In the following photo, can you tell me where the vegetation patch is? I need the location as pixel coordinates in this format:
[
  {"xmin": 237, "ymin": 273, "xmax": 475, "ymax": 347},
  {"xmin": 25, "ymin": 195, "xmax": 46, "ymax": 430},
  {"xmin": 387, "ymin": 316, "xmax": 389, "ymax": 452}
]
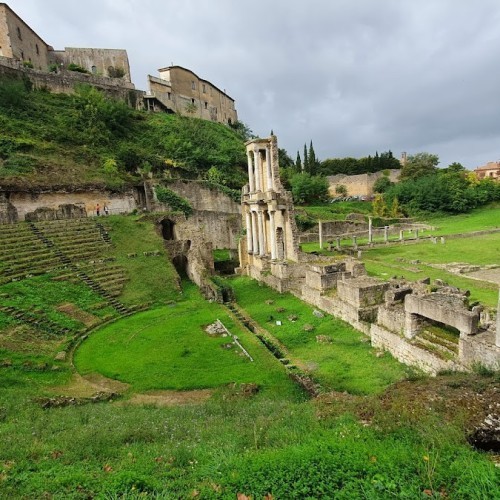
[
  {"xmin": 229, "ymin": 276, "xmax": 407, "ymax": 395},
  {"xmin": 75, "ymin": 282, "xmax": 297, "ymax": 397}
]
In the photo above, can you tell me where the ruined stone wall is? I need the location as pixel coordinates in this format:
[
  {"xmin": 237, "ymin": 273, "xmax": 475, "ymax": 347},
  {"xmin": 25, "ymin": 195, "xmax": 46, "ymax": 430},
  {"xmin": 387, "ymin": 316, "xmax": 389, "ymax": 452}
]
[
  {"xmin": 0, "ymin": 189, "xmax": 140, "ymax": 222},
  {"xmin": 0, "ymin": 59, "xmax": 140, "ymax": 105},
  {"xmin": 167, "ymin": 181, "xmax": 241, "ymax": 214},
  {"xmin": 51, "ymin": 48, "xmax": 132, "ymax": 83},
  {"xmin": 460, "ymin": 331, "xmax": 500, "ymax": 370},
  {"xmin": 327, "ymin": 169, "xmax": 400, "ymax": 198},
  {"xmin": 166, "ymin": 210, "xmax": 240, "ymax": 250}
]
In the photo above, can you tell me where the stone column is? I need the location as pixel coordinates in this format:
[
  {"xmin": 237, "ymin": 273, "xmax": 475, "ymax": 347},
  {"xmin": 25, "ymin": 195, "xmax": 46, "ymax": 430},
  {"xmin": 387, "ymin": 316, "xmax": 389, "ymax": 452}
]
[
  {"xmin": 368, "ymin": 216, "xmax": 373, "ymax": 244},
  {"xmin": 319, "ymin": 220, "xmax": 323, "ymax": 249},
  {"xmin": 251, "ymin": 211, "xmax": 259, "ymax": 255},
  {"xmin": 269, "ymin": 210, "xmax": 277, "ymax": 260},
  {"xmin": 384, "ymin": 226, "xmax": 389, "ymax": 243},
  {"xmin": 257, "ymin": 210, "xmax": 265, "ymax": 256},
  {"xmin": 253, "ymin": 148, "xmax": 261, "ymax": 192},
  {"xmin": 353, "ymin": 236, "xmax": 357, "ymax": 249},
  {"xmin": 247, "ymin": 152, "xmax": 255, "ymax": 192},
  {"xmin": 415, "ymin": 229, "xmax": 419, "ymax": 239},
  {"xmin": 265, "ymin": 145, "xmax": 273, "ymax": 191},
  {"xmin": 399, "ymin": 230, "xmax": 404, "ymax": 241},
  {"xmin": 245, "ymin": 210, "xmax": 253, "ymax": 253},
  {"xmin": 336, "ymin": 237, "xmax": 341, "ymax": 251},
  {"xmin": 496, "ymin": 289, "xmax": 500, "ymax": 347}
]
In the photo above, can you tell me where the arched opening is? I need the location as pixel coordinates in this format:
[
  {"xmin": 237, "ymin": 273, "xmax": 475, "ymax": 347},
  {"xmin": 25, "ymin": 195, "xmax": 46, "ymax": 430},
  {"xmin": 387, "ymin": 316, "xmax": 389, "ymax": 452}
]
[
  {"xmin": 172, "ymin": 255, "xmax": 188, "ymax": 277},
  {"xmin": 161, "ymin": 219, "xmax": 175, "ymax": 240}
]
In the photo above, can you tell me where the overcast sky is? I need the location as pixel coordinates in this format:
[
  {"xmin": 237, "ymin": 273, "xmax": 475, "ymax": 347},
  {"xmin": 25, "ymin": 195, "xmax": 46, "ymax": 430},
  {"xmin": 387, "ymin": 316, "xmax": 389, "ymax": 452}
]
[{"xmin": 6, "ymin": 0, "xmax": 500, "ymax": 169}]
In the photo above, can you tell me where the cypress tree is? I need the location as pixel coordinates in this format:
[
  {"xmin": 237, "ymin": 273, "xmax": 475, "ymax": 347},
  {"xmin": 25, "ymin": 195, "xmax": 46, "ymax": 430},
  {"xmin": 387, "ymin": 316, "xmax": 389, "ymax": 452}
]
[
  {"xmin": 296, "ymin": 151, "xmax": 302, "ymax": 173},
  {"xmin": 303, "ymin": 144, "xmax": 308, "ymax": 173},
  {"xmin": 308, "ymin": 140, "xmax": 317, "ymax": 175}
]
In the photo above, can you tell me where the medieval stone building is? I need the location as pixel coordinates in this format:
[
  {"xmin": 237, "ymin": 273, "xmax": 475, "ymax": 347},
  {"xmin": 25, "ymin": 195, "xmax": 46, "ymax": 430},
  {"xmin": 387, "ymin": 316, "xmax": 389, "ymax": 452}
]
[
  {"xmin": 146, "ymin": 66, "xmax": 237, "ymax": 125},
  {"xmin": 0, "ymin": 3, "xmax": 132, "ymax": 81}
]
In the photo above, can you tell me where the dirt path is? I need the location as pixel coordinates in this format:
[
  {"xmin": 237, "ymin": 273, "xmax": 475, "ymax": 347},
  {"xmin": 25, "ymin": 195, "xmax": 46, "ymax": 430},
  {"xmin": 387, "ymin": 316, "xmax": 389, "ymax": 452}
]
[
  {"xmin": 51, "ymin": 372, "xmax": 213, "ymax": 406},
  {"xmin": 465, "ymin": 268, "xmax": 500, "ymax": 286}
]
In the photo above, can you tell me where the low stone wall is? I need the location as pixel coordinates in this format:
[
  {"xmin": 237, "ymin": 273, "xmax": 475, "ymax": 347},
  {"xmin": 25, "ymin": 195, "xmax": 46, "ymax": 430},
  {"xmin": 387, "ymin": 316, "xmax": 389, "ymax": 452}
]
[
  {"xmin": 0, "ymin": 59, "xmax": 142, "ymax": 107},
  {"xmin": 460, "ymin": 330, "xmax": 500, "ymax": 370},
  {"xmin": 0, "ymin": 189, "xmax": 140, "ymax": 222}
]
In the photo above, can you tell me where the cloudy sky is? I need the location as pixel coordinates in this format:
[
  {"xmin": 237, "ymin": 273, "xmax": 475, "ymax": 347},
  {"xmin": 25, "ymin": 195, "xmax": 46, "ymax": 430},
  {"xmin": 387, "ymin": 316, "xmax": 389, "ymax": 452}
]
[{"xmin": 6, "ymin": 0, "xmax": 500, "ymax": 169}]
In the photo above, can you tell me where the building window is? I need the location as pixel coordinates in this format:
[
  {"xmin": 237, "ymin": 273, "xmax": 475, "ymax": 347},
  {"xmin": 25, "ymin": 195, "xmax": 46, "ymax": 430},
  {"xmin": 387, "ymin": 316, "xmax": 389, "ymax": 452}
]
[
  {"xmin": 191, "ymin": 98, "xmax": 195, "ymax": 104},
  {"xmin": 202, "ymin": 84, "xmax": 206, "ymax": 93},
  {"xmin": 21, "ymin": 50, "xmax": 24, "ymax": 60},
  {"xmin": 17, "ymin": 27, "xmax": 22, "ymax": 40},
  {"xmin": 191, "ymin": 81, "xmax": 195, "ymax": 90},
  {"xmin": 35, "ymin": 44, "xmax": 39, "ymax": 55},
  {"xmin": 204, "ymin": 102, "xmax": 208, "ymax": 109},
  {"xmin": 167, "ymin": 92, "xmax": 171, "ymax": 100},
  {"xmin": 91, "ymin": 65, "xmax": 97, "ymax": 74}
]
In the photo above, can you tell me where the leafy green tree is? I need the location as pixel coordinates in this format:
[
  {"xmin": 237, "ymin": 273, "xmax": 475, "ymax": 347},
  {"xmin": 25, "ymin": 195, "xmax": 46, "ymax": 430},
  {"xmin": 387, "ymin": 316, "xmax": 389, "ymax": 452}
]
[
  {"xmin": 372, "ymin": 194, "xmax": 387, "ymax": 216},
  {"xmin": 400, "ymin": 152, "xmax": 439, "ymax": 180},
  {"xmin": 229, "ymin": 121, "xmax": 255, "ymax": 141},
  {"xmin": 290, "ymin": 173, "xmax": 329, "ymax": 205},
  {"xmin": 278, "ymin": 148, "xmax": 294, "ymax": 170},
  {"xmin": 335, "ymin": 184, "xmax": 347, "ymax": 196},
  {"xmin": 373, "ymin": 176, "xmax": 393, "ymax": 193}
]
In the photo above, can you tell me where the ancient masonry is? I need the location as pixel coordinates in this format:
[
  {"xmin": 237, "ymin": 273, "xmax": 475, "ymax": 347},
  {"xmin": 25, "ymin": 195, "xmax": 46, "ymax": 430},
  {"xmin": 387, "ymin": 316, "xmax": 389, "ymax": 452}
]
[
  {"xmin": 239, "ymin": 136, "xmax": 500, "ymax": 374},
  {"xmin": 0, "ymin": 3, "xmax": 237, "ymax": 122}
]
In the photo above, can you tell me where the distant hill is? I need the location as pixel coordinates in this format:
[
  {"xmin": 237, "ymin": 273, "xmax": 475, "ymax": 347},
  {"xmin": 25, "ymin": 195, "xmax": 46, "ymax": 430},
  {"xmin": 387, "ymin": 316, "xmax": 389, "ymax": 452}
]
[{"xmin": 0, "ymin": 77, "xmax": 247, "ymax": 191}]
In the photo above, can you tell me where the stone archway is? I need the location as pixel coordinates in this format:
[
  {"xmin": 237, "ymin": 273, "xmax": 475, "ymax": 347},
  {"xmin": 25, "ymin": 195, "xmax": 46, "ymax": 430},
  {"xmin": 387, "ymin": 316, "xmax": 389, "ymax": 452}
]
[
  {"xmin": 172, "ymin": 255, "xmax": 188, "ymax": 277},
  {"xmin": 161, "ymin": 219, "xmax": 175, "ymax": 240}
]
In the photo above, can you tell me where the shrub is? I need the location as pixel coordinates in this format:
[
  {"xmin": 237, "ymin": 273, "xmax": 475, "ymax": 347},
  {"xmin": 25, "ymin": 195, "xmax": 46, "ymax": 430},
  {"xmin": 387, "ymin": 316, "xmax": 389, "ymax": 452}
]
[
  {"xmin": 155, "ymin": 186, "xmax": 193, "ymax": 216},
  {"xmin": 67, "ymin": 63, "xmax": 89, "ymax": 73}
]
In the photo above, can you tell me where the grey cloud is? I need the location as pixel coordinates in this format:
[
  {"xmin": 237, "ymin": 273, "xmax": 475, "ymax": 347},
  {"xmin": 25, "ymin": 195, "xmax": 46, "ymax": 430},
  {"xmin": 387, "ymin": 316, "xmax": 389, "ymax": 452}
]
[{"xmin": 6, "ymin": 0, "xmax": 500, "ymax": 168}]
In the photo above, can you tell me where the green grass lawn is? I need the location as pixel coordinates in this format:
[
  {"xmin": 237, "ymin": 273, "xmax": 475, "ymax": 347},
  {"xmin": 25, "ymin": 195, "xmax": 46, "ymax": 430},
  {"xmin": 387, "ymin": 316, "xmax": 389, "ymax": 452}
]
[
  {"xmin": 105, "ymin": 214, "xmax": 181, "ymax": 307},
  {"xmin": 75, "ymin": 282, "xmax": 298, "ymax": 398},
  {"xmin": 229, "ymin": 276, "xmax": 407, "ymax": 395},
  {"xmin": 300, "ymin": 204, "xmax": 500, "ymax": 308},
  {"xmin": 426, "ymin": 202, "xmax": 500, "ymax": 235},
  {"xmin": 297, "ymin": 201, "xmax": 372, "ymax": 221}
]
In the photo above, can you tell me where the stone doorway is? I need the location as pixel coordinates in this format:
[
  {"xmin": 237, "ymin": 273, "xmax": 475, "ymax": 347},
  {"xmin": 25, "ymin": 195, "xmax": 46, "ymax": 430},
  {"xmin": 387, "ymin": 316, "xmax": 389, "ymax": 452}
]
[
  {"xmin": 276, "ymin": 227, "xmax": 285, "ymax": 260},
  {"xmin": 172, "ymin": 255, "xmax": 188, "ymax": 277},
  {"xmin": 161, "ymin": 219, "xmax": 175, "ymax": 240}
]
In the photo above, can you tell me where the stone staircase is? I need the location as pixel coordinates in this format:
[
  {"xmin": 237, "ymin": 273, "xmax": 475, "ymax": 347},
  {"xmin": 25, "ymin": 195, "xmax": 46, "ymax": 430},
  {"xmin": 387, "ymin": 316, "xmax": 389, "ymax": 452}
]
[
  {"xmin": 0, "ymin": 305, "xmax": 71, "ymax": 336},
  {"xmin": 412, "ymin": 328, "xmax": 459, "ymax": 360},
  {"xmin": 27, "ymin": 221, "xmax": 131, "ymax": 315}
]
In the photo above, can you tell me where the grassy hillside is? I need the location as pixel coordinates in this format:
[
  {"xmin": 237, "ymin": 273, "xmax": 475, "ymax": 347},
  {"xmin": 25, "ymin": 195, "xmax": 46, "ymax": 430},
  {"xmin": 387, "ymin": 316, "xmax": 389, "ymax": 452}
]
[{"xmin": 0, "ymin": 78, "xmax": 247, "ymax": 190}]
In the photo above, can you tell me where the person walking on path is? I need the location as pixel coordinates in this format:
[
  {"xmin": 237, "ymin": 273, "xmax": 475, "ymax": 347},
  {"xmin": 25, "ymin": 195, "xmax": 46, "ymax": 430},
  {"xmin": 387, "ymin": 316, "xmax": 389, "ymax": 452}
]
[{"xmin": 96, "ymin": 203, "xmax": 100, "ymax": 216}]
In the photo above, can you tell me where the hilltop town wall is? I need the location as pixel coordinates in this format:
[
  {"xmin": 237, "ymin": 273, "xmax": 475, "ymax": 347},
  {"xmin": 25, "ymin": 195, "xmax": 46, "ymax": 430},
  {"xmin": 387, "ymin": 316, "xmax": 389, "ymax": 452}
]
[{"xmin": 328, "ymin": 169, "xmax": 400, "ymax": 198}]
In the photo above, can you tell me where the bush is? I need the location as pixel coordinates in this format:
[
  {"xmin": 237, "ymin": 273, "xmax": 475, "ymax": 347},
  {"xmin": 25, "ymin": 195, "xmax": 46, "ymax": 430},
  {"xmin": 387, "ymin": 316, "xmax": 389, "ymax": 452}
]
[
  {"xmin": 67, "ymin": 63, "xmax": 89, "ymax": 74},
  {"xmin": 290, "ymin": 173, "xmax": 329, "ymax": 205}
]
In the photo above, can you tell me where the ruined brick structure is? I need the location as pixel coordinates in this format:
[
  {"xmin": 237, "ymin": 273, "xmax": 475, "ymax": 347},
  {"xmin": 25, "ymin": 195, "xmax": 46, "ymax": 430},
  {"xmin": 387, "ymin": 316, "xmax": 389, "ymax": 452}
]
[
  {"xmin": 146, "ymin": 66, "xmax": 237, "ymax": 125},
  {"xmin": 239, "ymin": 136, "xmax": 500, "ymax": 374},
  {"xmin": 327, "ymin": 169, "xmax": 400, "ymax": 198}
]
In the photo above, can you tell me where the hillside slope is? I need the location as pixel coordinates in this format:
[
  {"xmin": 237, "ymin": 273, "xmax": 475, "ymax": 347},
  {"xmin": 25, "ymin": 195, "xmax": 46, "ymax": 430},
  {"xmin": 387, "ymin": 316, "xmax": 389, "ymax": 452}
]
[{"xmin": 0, "ymin": 77, "xmax": 247, "ymax": 191}]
